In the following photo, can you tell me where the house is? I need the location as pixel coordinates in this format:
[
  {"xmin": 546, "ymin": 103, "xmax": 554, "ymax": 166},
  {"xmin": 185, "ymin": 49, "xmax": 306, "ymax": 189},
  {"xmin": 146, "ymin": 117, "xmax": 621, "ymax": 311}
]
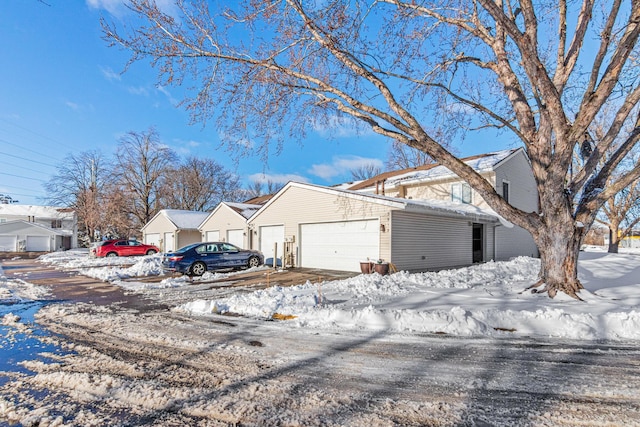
[
  {"xmin": 198, "ymin": 202, "xmax": 262, "ymax": 249},
  {"xmin": 247, "ymin": 181, "xmax": 513, "ymax": 272},
  {"xmin": 141, "ymin": 209, "xmax": 210, "ymax": 252},
  {"xmin": 0, "ymin": 204, "xmax": 78, "ymax": 252},
  {"xmin": 245, "ymin": 148, "xmax": 539, "ymax": 273},
  {"xmin": 345, "ymin": 147, "xmax": 539, "ymax": 262}
]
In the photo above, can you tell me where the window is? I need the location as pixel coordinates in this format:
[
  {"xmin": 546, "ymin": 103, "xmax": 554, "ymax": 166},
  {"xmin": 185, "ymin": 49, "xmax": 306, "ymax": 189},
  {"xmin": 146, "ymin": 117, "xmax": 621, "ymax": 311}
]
[
  {"xmin": 51, "ymin": 219, "xmax": 62, "ymax": 229},
  {"xmin": 451, "ymin": 183, "xmax": 472, "ymax": 204},
  {"xmin": 502, "ymin": 181, "xmax": 510, "ymax": 203}
]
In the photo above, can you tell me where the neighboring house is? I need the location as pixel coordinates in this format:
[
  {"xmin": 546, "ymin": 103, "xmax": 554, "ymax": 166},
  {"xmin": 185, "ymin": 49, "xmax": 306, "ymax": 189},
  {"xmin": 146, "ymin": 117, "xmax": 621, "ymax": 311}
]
[
  {"xmin": 345, "ymin": 148, "xmax": 539, "ymax": 262},
  {"xmin": 0, "ymin": 204, "xmax": 78, "ymax": 252},
  {"xmin": 247, "ymin": 181, "xmax": 511, "ymax": 272},
  {"xmin": 199, "ymin": 202, "xmax": 262, "ymax": 249},
  {"xmin": 141, "ymin": 209, "xmax": 210, "ymax": 252}
]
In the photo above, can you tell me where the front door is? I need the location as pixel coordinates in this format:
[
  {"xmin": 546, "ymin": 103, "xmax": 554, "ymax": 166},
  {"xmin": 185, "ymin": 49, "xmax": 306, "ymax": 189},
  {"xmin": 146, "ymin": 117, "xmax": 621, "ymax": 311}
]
[{"xmin": 472, "ymin": 223, "xmax": 483, "ymax": 263}]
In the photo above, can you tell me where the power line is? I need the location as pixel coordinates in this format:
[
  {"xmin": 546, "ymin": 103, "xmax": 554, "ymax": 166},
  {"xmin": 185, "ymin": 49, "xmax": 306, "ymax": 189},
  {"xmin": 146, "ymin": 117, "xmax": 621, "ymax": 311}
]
[
  {"xmin": 0, "ymin": 150, "xmax": 58, "ymax": 168},
  {"xmin": 0, "ymin": 117, "xmax": 72, "ymax": 152},
  {"xmin": 0, "ymin": 159, "xmax": 52, "ymax": 177},
  {"xmin": 0, "ymin": 183, "xmax": 46, "ymax": 195},
  {"xmin": 0, "ymin": 137, "xmax": 63, "ymax": 163},
  {"xmin": 0, "ymin": 171, "xmax": 47, "ymax": 182}
]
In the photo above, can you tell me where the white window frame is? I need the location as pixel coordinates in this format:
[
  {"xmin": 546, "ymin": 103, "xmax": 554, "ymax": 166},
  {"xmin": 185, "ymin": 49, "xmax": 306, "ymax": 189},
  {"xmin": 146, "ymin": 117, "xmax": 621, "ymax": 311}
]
[{"xmin": 452, "ymin": 182, "xmax": 472, "ymax": 204}]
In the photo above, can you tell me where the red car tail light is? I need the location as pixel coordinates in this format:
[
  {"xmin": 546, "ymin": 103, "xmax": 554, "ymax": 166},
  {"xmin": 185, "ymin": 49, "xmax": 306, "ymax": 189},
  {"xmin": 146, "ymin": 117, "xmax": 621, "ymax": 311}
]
[{"xmin": 167, "ymin": 256, "xmax": 183, "ymax": 262}]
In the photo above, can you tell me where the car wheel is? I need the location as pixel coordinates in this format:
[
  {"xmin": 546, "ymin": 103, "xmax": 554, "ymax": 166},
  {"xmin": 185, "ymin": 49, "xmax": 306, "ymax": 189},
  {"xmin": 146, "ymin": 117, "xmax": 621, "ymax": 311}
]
[
  {"xmin": 106, "ymin": 252, "xmax": 118, "ymax": 257},
  {"xmin": 146, "ymin": 249, "xmax": 157, "ymax": 255},
  {"xmin": 190, "ymin": 261, "xmax": 207, "ymax": 276},
  {"xmin": 247, "ymin": 256, "xmax": 260, "ymax": 268}
]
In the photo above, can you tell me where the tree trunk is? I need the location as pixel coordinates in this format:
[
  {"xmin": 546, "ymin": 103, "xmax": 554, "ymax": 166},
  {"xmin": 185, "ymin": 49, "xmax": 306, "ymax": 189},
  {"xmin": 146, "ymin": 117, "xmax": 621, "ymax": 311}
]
[
  {"xmin": 608, "ymin": 227, "xmax": 620, "ymax": 253},
  {"xmin": 527, "ymin": 186, "xmax": 585, "ymax": 300}
]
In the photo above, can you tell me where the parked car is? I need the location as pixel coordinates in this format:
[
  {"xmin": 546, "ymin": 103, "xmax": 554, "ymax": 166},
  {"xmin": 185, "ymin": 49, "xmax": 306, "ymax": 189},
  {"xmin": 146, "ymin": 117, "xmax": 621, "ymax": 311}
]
[
  {"xmin": 162, "ymin": 242, "xmax": 264, "ymax": 276},
  {"xmin": 91, "ymin": 239, "xmax": 160, "ymax": 257}
]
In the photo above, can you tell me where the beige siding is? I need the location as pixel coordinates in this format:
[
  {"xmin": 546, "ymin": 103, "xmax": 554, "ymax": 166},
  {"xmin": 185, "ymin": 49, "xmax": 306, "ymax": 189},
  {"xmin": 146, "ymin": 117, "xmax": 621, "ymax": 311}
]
[
  {"xmin": 390, "ymin": 211, "xmax": 498, "ymax": 271},
  {"xmin": 399, "ymin": 172, "xmax": 495, "ymax": 210},
  {"xmin": 142, "ymin": 214, "xmax": 177, "ymax": 235},
  {"xmin": 250, "ymin": 186, "xmax": 393, "ymax": 264},
  {"xmin": 176, "ymin": 230, "xmax": 202, "ymax": 250},
  {"xmin": 492, "ymin": 150, "xmax": 539, "ymax": 260},
  {"xmin": 199, "ymin": 206, "xmax": 249, "ymax": 247}
]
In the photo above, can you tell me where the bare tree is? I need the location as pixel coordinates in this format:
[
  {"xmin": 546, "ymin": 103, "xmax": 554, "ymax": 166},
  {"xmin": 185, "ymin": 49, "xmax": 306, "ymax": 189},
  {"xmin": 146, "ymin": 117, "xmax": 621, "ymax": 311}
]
[
  {"xmin": 598, "ymin": 179, "xmax": 640, "ymax": 253},
  {"xmin": 162, "ymin": 157, "xmax": 243, "ymax": 211},
  {"xmin": 351, "ymin": 163, "xmax": 383, "ymax": 181},
  {"xmin": 114, "ymin": 128, "xmax": 177, "ymax": 230},
  {"xmin": 102, "ymin": 1, "xmax": 640, "ymax": 299},
  {"xmin": 44, "ymin": 151, "xmax": 112, "ymax": 244}
]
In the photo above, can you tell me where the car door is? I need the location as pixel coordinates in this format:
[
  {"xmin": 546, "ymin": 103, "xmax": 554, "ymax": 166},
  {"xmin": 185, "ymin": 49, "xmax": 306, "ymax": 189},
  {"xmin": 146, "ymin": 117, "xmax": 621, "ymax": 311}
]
[
  {"xmin": 219, "ymin": 243, "xmax": 243, "ymax": 267},
  {"xmin": 114, "ymin": 240, "xmax": 129, "ymax": 256},
  {"xmin": 198, "ymin": 243, "xmax": 222, "ymax": 270}
]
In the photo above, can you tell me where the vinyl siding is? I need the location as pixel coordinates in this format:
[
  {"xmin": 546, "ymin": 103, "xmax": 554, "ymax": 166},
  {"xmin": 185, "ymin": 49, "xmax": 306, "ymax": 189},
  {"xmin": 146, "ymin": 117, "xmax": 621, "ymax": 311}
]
[
  {"xmin": 493, "ymin": 150, "xmax": 539, "ymax": 260},
  {"xmin": 199, "ymin": 205, "xmax": 249, "ymax": 247},
  {"xmin": 249, "ymin": 185, "xmax": 393, "ymax": 264},
  {"xmin": 399, "ymin": 172, "xmax": 495, "ymax": 209},
  {"xmin": 390, "ymin": 211, "xmax": 477, "ymax": 271}
]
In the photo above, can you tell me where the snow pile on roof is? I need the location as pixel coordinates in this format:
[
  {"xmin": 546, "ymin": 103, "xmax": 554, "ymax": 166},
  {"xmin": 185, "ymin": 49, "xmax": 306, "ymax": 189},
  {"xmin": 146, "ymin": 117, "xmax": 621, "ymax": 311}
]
[
  {"xmin": 0, "ymin": 204, "xmax": 75, "ymax": 219},
  {"xmin": 388, "ymin": 149, "xmax": 516, "ymax": 186},
  {"xmin": 162, "ymin": 209, "xmax": 210, "ymax": 229},
  {"xmin": 224, "ymin": 202, "xmax": 262, "ymax": 219}
]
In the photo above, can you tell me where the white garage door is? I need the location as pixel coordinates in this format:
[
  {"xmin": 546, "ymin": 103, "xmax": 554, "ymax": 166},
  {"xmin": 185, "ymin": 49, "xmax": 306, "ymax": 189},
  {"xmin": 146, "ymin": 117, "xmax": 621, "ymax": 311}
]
[
  {"xmin": 206, "ymin": 230, "xmax": 220, "ymax": 242},
  {"xmin": 144, "ymin": 233, "xmax": 161, "ymax": 247},
  {"xmin": 0, "ymin": 235, "xmax": 17, "ymax": 252},
  {"xmin": 164, "ymin": 232, "xmax": 175, "ymax": 252},
  {"xmin": 301, "ymin": 220, "xmax": 380, "ymax": 272},
  {"xmin": 227, "ymin": 229, "xmax": 244, "ymax": 248},
  {"xmin": 260, "ymin": 225, "xmax": 284, "ymax": 265},
  {"xmin": 26, "ymin": 236, "xmax": 50, "ymax": 252}
]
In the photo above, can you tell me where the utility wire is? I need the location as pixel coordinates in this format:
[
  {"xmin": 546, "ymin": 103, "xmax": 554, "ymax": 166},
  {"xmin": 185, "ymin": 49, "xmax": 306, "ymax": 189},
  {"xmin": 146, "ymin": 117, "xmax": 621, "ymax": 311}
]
[
  {"xmin": 0, "ymin": 171, "xmax": 47, "ymax": 182},
  {"xmin": 0, "ymin": 150, "xmax": 58, "ymax": 168},
  {"xmin": 0, "ymin": 137, "xmax": 63, "ymax": 163}
]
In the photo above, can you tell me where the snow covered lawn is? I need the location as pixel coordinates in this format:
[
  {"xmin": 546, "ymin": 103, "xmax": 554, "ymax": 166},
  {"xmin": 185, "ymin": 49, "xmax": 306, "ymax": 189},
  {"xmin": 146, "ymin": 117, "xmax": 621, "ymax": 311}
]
[{"xmin": 33, "ymin": 246, "xmax": 640, "ymax": 341}]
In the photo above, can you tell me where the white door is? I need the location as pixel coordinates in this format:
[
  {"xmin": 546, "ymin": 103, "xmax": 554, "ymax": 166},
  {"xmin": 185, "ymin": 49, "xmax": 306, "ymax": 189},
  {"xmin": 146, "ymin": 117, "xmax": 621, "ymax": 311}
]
[
  {"xmin": 206, "ymin": 230, "xmax": 220, "ymax": 242},
  {"xmin": 164, "ymin": 232, "xmax": 175, "ymax": 252},
  {"xmin": 260, "ymin": 225, "xmax": 284, "ymax": 265},
  {"xmin": 26, "ymin": 236, "xmax": 51, "ymax": 252},
  {"xmin": 144, "ymin": 233, "xmax": 161, "ymax": 247},
  {"xmin": 227, "ymin": 229, "xmax": 244, "ymax": 248},
  {"xmin": 0, "ymin": 235, "xmax": 17, "ymax": 251},
  {"xmin": 300, "ymin": 219, "xmax": 380, "ymax": 272}
]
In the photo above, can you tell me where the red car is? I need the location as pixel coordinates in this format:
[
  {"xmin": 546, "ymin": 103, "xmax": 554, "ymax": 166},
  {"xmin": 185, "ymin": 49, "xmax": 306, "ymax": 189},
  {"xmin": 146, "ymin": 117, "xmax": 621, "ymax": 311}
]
[{"xmin": 91, "ymin": 239, "xmax": 160, "ymax": 258}]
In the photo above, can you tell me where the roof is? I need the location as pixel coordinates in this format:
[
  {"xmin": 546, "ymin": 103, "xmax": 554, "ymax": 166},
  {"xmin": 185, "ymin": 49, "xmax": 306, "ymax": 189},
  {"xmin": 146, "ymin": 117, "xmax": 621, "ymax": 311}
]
[
  {"xmin": 224, "ymin": 202, "xmax": 262, "ymax": 220},
  {"xmin": 143, "ymin": 209, "xmax": 210, "ymax": 231},
  {"xmin": 0, "ymin": 204, "xmax": 75, "ymax": 220},
  {"xmin": 346, "ymin": 148, "xmax": 521, "ymax": 192},
  {"xmin": 242, "ymin": 194, "xmax": 274, "ymax": 205},
  {"xmin": 249, "ymin": 181, "xmax": 509, "ymax": 225}
]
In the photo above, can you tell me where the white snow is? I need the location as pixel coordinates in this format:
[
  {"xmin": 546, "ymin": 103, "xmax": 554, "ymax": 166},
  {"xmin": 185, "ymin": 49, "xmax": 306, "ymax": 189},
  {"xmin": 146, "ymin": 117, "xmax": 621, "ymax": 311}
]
[{"xmin": 15, "ymin": 246, "xmax": 640, "ymax": 341}]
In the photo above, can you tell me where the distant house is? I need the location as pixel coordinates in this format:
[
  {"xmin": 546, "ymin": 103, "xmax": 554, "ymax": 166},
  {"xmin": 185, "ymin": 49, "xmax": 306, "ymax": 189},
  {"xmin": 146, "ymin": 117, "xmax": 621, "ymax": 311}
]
[
  {"xmin": 0, "ymin": 204, "xmax": 78, "ymax": 252},
  {"xmin": 199, "ymin": 202, "xmax": 262, "ymax": 249},
  {"xmin": 141, "ymin": 209, "xmax": 209, "ymax": 252}
]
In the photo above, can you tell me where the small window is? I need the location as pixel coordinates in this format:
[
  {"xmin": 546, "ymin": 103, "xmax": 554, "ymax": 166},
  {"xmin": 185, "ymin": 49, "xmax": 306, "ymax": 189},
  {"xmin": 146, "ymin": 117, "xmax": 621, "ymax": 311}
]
[
  {"xmin": 452, "ymin": 183, "xmax": 472, "ymax": 204},
  {"xmin": 502, "ymin": 181, "xmax": 510, "ymax": 203},
  {"xmin": 51, "ymin": 219, "xmax": 62, "ymax": 229}
]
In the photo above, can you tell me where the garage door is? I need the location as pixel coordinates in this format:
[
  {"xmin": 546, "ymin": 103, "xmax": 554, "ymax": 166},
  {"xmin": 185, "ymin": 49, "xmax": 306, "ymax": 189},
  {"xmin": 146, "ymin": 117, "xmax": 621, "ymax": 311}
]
[
  {"xmin": 227, "ymin": 229, "xmax": 244, "ymax": 248},
  {"xmin": 0, "ymin": 235, "xmax": 17, "ymax": 252},
  {"xmin": 144, "ymin": 233, "xmax": 161, "ymax": 247},
  {"xmin": 206, "ymin": 230, "xmax": 220, "ymax": 242},
  {"xmin": 300, "ymin": 220, "xmax": 380, "ymax": 272},
  {"xmin": 26, "ymin": 236, "xmax": 50, "ymax": 252},
  {"xmin": 260, "ymin": 225, "xmax": 284, "ymax": 265},
  {"xmin": 164, "ymin": 232, "xmax": 175, "ymax": 252}
]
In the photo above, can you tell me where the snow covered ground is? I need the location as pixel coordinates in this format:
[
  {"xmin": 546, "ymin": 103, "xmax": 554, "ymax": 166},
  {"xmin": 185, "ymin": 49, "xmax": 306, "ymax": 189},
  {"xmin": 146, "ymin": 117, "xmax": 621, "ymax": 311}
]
[
  {"xmin": 27, "ymin": 246, "xmax": 640, "ymax": 341},
  {"xmin": 1, "ymin": 247, "xmax": 640, "ymax": 426}
]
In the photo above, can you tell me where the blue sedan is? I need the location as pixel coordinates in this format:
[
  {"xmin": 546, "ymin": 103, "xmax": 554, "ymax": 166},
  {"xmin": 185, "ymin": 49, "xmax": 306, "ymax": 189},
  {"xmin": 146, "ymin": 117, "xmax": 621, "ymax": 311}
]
[{"xmin": 162, "ymin": 242, "xmax": 264, "ymax": 276}]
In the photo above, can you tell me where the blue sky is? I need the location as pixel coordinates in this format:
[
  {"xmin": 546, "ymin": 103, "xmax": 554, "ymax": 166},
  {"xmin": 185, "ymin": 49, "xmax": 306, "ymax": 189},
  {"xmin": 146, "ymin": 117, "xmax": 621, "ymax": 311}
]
[{"xmin": 0, "ymin": 1, "xmax": 510, "ymax": 206}]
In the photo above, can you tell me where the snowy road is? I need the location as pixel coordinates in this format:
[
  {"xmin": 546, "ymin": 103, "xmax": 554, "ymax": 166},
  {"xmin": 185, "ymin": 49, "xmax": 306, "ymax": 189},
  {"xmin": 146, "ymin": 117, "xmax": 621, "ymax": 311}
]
[{"xmin": 2, "ymin": 303, "xmax": 639, "ymax": 426}]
